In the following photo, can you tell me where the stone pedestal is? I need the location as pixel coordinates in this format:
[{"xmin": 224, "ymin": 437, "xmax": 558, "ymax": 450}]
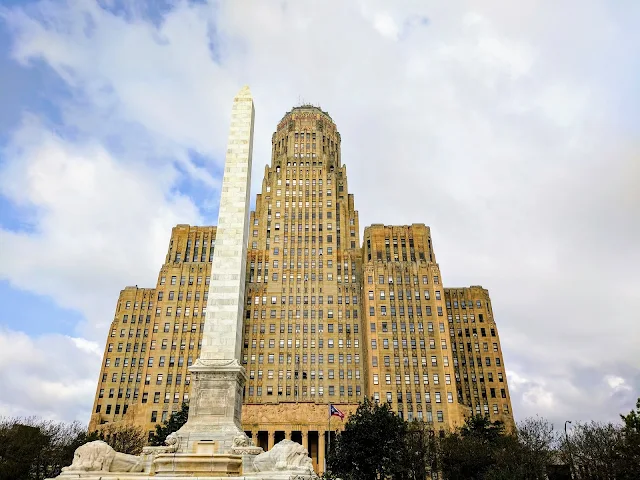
[
  {"xmin": 174, "ymin": 359, "xmax": 247, "ymax": 454},
  {"xmin": 153, "ymin": 452, "xmax": 243, "ymax": 477}
]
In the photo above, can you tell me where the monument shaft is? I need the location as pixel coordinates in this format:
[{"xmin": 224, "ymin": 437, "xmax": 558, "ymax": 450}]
[
  {"xmin": 175, "ymin": 86, "xmax": 255, "ymax": 454},
  {"xmin": 201, "ymin": 86, "xmax": 254, "ymax": 361}
]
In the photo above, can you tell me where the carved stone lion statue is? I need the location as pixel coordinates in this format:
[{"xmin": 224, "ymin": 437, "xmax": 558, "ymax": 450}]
[
  {"xmin": 232, "ymin": 434, "xmax": 251, "ymax": 447},
  {"xmin": 142, "ymin": 432, "xmax": 179, "ymax": 455},
  {"xmin": 230, "ymin": 434, "xmax": 263, "ymax": 457},
  {"xmin": 61, "ymin": 440, "xmax": 143, "ymax": 473},
  {"xmin": 165, "ymin": 432, "xmax": 178, "ymax": 446},
  {"xmin": 253, "ymin": 439, "xmax": 315, "ymax": 475}
]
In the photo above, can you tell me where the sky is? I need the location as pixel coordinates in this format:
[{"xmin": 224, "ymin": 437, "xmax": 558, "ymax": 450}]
[{"xmin": 0, "ymin": 0, "xmax": 638, "ymax": 429}]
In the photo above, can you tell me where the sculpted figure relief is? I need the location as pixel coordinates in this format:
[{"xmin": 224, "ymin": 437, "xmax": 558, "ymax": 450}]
[
  {"xmin": 61, "ymin": 441, "xmax": 143, "ymax": 473},
  {"xmin": 244, "ymin": 402, "xmax": 355, "ymax": 427},
  {"xmin": 142, "ymin": 432, "xmax": 179, "ymax": 455},
  {"xmin": 253, "ymin": 439, "xmax": 315, "ymax": 475},
  {"xmin": 245, "ymin": 402, "xmax": 328, "ymax": 425}
]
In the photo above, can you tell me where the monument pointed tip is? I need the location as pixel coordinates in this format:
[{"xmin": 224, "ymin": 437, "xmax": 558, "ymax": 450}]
[{"xmin": 236, "ymin": 85, "xmax": 252, "ymax": 98}]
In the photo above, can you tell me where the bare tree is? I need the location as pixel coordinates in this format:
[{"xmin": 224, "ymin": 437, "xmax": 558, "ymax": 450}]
[
  {"xmin": 516, "ymin": 416, "xmax": 559, "ymax": 477},
  {"xmin": 560, "ymin": 421, "xmax": 624, "ymax": 480},
  {"xmin": 0, "ymin": 416, "xmax": 87, "ymax": 480},
  {"xmin": 87, "ymin": 422, "xmax": 146, "ymax": 455}
]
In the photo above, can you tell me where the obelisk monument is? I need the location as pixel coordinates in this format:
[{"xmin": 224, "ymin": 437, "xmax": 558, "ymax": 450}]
[{"xmin": 175, "ymin": 85, "xmax": 254, "ymax": 453}]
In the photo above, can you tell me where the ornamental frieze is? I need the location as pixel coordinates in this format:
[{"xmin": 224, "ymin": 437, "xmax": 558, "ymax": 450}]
[{"xmin": 242, "ymin": 402, "xmax": 358, "ymax": 427}]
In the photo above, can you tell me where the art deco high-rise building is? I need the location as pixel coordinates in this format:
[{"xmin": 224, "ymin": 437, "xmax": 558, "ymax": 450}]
[
  {"xmin": 89, "ymin": 104, "xmax": 514, "ymax": 473},
  {"xmin": 362, "ymin": 224, "xmax": 466, "ymax": 426},
  {"xmin": 362, "ymin": 225, "xmax": 512, "ymax": 427}
]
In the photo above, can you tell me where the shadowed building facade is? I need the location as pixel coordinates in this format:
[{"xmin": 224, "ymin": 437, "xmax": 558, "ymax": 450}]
[{"xmin": 89, "ymin": 105, "xmax": 514, "ymax": 473}]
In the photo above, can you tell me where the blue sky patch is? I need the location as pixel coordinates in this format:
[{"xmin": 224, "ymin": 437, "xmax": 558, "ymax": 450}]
[{"xmin": 0, "ymin": 279, "xmax": 82, "ymax": 336}]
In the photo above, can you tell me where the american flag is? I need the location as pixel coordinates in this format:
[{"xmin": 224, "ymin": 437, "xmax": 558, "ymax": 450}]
[{"xmin": 329, "ymin": 404, "xmax": 345, "ymax": 420}]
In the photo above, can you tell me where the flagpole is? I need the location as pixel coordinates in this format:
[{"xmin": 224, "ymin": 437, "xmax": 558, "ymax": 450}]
[{"xmin": 327, "ymin": 403, "xmax": 331, "ymax": 472}]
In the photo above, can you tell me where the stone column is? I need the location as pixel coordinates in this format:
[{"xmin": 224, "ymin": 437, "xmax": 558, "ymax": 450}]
[
  {"xmin": 174, "ymin": 86, "xmax": 255, "ymax": 454},
  {"xmin": 285, "ymin": 430, "xmax": 292, "ymax": 440},
  {"xmin": 301, "ymin": 429, "xmax": 309, "ymax": 451},
  {"xmin": 318, "ymin": 430, "xmax": 326, "ymax": 474},
  {"xmin": 199, "ymin": 85, "xmax": 254, "ymax": 363},
  {"xmin": 251, "ymin": 429, "xmax": 259, "ymax": 444},
  {"xmin": 268, "ymin": 431, "xmax": 275, "ymax": 450}
]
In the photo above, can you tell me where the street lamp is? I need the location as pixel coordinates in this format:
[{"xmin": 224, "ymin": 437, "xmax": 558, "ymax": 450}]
[{"xmin": 565, "ymin": 421, "xmax": 574, "ymax": 479}]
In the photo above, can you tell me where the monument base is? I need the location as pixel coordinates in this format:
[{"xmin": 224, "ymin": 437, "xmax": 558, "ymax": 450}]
[
  {"xmin": 48, "ymin": 438, "xmax": 316, "ymax": 480},
  {"xmin": 52, "ymin": 474, "xmax": 316, "ymax": 480},
  {"xmin": 152, "ymin": 452, "xmax": 242, "ymax": 477},
  {"xmin": 174, "ymin": 359, "xmax": 248, "ymax": 454}
]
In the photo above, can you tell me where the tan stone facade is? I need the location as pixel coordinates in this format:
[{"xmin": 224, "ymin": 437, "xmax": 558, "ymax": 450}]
[
  {"xmin": 362, "ymin": 224, "xmax": 469, "ymax": 431},
  {"xmin": 90, "ymin": 225, "xmax": 216, "ymax": 430},
  {"xmin": 444, "ymin": 286, "xmax": 514, "ymax": 429},
  {"xmin": 89, "ymin": 105, "xmax": 514, "ymax": 473}
]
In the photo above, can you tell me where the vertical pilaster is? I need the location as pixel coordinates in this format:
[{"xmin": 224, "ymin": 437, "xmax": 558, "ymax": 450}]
[{"xmin": 318, "ymin": 431, "xmax": 326, "ymax": 474}]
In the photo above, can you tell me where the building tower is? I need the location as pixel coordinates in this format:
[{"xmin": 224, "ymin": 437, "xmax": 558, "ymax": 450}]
[{"xmin": 241, "ymin": 105, "xmax": 363, "ymax": 470}]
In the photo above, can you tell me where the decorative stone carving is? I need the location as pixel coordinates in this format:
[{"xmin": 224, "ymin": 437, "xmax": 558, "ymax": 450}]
[
  {"xmin": 193, "ymin": 358, "xmax": 242, "ymax": 369},
  {"xmin": 242, "ymin": 402, "xmax": 358, "ymax": 427},
  {"xmin": 253, "ymin": 439, "xmax": 315, "ymax": 475},
  {"xmin": 61, "ymin": 441, "xmax": 143, "ymax": 473},
  {"xmin": 141, "ymin": 432, "xmax": 178, "ymax": 455},
  {"xmin": 229, "ymin": 434, "xmax": 263, "ymax": 456},
  {"xmin": 166, "ymin": 432, "xmax": 178, "ymax": 447},
  {"xmin": 233, "ymin": 434, "xmax": 250, "ymax": 447}
]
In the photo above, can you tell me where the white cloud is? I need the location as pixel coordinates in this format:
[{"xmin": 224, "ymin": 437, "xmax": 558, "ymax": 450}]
[
  {"xmin": 70, "ymin": 337, "xmax": 102, "ymax": 357},
  {"xmin": 3, "ymin": 1, "xmax": 233, "ymax": 182},
  {"xmin": 522, "ymin": 385, "xmax": 555, "ymax": 411},
  {"xmin": 0, "ymin": 328, "xmax": 99, "ymax": 421},
  {"xmin": 372, "ymin": 13, "xmax": 400, "ymax": 40},
  {"xmin": 605, "ymin": 375, "xmax": 631, "ymax": 392},
  {"xmin": 0, "ymin": 0, "xmax": 638, "ymax": 426},
  {"xmin": 0, "ymin": 116, "xmax": 202, "ymax": 340}
]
